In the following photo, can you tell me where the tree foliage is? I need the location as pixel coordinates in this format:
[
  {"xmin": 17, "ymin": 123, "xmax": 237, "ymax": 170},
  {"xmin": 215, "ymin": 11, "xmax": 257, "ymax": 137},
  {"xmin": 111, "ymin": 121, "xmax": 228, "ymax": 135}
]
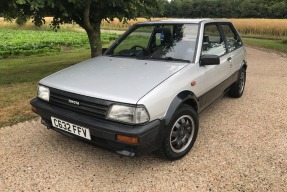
[
  {"xmin": 159, "ymin": 0, "xmax": 287, "ymax": 19},
  {"xmin": 2, "ymin": 0, "xmax": 286, "ymax": 58},
  {"xmin": 2, "ymin": 0, "xmax": 159, "ymax": 57}
]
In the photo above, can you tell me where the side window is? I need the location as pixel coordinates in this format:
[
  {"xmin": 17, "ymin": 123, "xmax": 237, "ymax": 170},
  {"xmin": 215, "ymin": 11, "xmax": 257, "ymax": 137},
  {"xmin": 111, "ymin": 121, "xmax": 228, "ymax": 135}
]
[
  {"xmin": 221, "ymin": 24, "xmax": 242, "ymax": 52},
  {"xmin": 202, "ymin": 24, "xmax": 226, "ymax": 56}
]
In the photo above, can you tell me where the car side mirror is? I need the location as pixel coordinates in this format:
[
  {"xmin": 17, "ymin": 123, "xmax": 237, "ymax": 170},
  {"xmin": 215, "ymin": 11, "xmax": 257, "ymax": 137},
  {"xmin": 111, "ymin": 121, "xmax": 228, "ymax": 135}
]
[
  {"xmin": 200, "ymin": 55, "xmax": 220, "ymax": 66},
  {"xmin": 102, "ymin": 48, "xmax": 108, "ymax": 54}
]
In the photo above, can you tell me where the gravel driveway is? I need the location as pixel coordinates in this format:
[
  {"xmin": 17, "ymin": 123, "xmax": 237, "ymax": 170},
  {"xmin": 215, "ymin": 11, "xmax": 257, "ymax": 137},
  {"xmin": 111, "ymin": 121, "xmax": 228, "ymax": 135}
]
[{"xmin": 1, "ymin": 47, "xmax": 286, "ymax": 191}]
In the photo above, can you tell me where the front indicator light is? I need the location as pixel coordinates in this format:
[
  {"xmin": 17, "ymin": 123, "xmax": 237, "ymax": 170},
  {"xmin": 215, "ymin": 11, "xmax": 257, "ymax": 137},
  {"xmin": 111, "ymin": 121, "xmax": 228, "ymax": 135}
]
[{"xmin": 117, "ymin": 135, "xmax": 139, "ymax": 144}]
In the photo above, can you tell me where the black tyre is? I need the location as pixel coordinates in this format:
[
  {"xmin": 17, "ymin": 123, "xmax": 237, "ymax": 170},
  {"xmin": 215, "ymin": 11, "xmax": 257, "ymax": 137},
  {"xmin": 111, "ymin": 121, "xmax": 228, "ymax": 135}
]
[
  {"xmin": 228, "ymin": 68, "xmax": 246, "ymax": 98},
  {"xmin": 159, "ymin": 104, "xmax": 198, "ymax": 160}
]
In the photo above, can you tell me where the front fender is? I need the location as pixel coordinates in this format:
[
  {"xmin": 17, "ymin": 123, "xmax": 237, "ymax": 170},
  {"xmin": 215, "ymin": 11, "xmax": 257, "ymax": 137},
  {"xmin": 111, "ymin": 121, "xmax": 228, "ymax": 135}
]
[{"xmin": 163, "ymin": 91, "xmax": 199, "ymax": 126}]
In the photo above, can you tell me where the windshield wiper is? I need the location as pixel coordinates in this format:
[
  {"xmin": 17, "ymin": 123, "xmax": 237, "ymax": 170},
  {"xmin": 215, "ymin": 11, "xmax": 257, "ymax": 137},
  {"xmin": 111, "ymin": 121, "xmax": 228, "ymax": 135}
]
[
  {"xmin": 137, "ymin": 56, "xmax": 190, "ymax": 63},
  {"xmin": 164, "ymin": 57, "xmax": 190, "ymax": 63},
  {"xmin": 109, "ymin": 53, "xmax": 136, "ymax": 57}
]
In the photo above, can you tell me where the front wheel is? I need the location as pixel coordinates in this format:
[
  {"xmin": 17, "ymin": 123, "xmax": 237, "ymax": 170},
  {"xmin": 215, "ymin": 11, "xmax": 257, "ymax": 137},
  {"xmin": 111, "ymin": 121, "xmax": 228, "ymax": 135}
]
[{"xmin": 159, "ymin": 105, "xmax": 198, "ymax": 160}]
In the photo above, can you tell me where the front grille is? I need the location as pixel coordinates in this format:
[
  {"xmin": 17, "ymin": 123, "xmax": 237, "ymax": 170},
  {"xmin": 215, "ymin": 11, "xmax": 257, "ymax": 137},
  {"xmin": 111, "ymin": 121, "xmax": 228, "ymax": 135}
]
[{"xmin": 49, "ymin": 88, "xmax": 114, "ymax": 119}]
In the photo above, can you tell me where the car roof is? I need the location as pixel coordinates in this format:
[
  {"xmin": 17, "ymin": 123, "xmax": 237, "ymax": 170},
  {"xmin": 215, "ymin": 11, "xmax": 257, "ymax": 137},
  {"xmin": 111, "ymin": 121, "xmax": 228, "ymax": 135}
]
[{"xmin": 137, "ymin": 19, "xmax": 230, "ymax": 25}]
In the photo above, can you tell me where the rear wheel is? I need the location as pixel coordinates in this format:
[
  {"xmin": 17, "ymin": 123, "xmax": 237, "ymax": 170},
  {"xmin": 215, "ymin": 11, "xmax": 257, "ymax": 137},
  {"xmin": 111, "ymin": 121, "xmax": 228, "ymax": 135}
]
[
  {"xmin": 159, "ymin": 105, "xmax": 198, "ymax": 160},
  {"xmin": 229, "ymin": 68, "xmax": 246, "ymax": 98}
]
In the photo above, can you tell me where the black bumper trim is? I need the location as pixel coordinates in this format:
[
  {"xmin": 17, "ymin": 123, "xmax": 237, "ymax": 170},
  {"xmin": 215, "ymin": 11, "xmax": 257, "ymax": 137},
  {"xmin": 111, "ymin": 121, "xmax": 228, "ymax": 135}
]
[{"xmin": 31, "ymin": 98, "xmax": 165, "ymax": 156}]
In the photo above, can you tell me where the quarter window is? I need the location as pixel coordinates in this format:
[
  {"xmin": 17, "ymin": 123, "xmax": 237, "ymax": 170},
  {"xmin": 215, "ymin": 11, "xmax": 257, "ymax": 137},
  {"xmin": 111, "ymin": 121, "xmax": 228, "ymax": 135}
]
[
  {"xmin": 221, "ymin": 24, "xmax": 242, "ymax": 52},
  {"xmin": 202, "ymin": 24, "xmax": 226, "ymax": 57}
]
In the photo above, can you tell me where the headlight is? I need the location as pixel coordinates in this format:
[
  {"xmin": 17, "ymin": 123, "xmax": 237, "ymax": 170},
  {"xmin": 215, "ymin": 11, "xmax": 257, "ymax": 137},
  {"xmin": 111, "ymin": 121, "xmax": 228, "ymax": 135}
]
[
  {"xmin": 37, "ymin": 85, "xmax": 50, "ymax": 101},
  {"xmin": 107, "ymin": 105, "xmax": 149, "ymax": 124}
]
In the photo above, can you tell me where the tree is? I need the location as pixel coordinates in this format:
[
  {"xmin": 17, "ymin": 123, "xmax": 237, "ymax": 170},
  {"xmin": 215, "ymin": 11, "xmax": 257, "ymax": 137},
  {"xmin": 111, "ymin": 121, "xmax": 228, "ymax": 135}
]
[
  {"xmin": 159, "ymin": 0, "xmax": 287, "ymax": 19},
  {"xmin": 192, "ymin": 0, "xmax": 210, "ymax": 18},
  {"xmin": 179, "ymin": 0, "xmax": 194, "ymax": 18},
  {"xmin": 150, "ymin": 0, "xmax": 169, "ymax": 17},
  {"xmin": 2, "ymin": 0, "xmax": 159, "ymax": 58},
  {"xmin": 269, "ymin": 1, "xmax": 287, "ymax": 18}
]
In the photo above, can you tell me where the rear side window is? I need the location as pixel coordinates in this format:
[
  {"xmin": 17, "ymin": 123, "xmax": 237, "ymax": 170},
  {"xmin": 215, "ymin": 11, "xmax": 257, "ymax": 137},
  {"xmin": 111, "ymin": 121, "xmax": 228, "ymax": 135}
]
[
  {"xmin": 221, "ymin": 24, "xmax": 243, "ymax": 52},
  {"xmin": 202, "ymin": 24, "xmax": 226, "ymax": 57}
]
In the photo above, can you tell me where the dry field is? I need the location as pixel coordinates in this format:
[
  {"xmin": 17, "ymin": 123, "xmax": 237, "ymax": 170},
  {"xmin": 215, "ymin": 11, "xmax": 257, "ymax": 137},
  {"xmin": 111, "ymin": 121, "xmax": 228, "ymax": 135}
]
[
  {"xmin": 1, "ymin": 17, "xmax": 287, "ymax": 39},
  {"xmin": 102, "ymin": 18, "xmax": 287, "ymax": 39},
  {"xmin": 0, "ymin": 17, "xmax": 80, "ymax": 32},
  {"xmin": 230, "ymin": 19, "xmax": 287, "ymax": 39}
]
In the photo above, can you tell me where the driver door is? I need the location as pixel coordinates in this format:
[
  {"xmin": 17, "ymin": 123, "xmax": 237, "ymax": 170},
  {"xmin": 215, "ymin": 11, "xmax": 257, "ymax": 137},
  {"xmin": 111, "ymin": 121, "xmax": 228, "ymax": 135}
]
[{"xmin": 198, "ymin": 23, "xmax": 231, "ymax": 110}]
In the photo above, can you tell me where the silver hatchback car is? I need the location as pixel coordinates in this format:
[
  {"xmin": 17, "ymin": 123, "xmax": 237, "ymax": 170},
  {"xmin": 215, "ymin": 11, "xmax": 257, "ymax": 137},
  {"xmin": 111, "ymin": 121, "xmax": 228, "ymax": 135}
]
[{"xmin": 31, "ymin": 19, "xmax": 247, "ymax": 160}]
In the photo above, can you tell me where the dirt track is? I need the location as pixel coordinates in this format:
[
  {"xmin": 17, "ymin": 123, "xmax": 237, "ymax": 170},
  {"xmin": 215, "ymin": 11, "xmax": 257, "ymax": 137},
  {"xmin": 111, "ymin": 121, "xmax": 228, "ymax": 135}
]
[{"xmin": 1, "ymin": 47, "xmax": 286, "ymax": 191}]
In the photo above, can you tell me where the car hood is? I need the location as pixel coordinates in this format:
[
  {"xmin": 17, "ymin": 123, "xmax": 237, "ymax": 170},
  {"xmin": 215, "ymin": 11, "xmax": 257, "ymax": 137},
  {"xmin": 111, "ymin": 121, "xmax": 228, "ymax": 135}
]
[{"xmin": 40, "ymin": 56, "xmax": 188, "ymax": 104}]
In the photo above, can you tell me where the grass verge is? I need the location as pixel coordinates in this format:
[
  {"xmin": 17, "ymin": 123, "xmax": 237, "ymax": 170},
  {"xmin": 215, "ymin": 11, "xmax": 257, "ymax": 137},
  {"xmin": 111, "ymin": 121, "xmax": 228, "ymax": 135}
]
[
  {"xmin": 0, "ymin": 48, "xmax": 90, "ymax": 127},
  {"xmin": 243, "ymin": 38, "xmax": 287, "ymax": 53}
]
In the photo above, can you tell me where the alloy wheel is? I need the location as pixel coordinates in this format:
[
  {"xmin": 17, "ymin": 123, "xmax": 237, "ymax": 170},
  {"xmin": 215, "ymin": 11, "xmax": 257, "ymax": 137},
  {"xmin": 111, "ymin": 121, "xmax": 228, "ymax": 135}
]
[{"xmin": 169, "ymin": 115, "xmax": 195, "ymax": 153}]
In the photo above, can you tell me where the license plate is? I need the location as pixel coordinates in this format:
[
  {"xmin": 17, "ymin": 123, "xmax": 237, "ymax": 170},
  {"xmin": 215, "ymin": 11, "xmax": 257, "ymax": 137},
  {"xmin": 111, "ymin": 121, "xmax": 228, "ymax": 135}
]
[{"xmin": 51, "ymin": 117, "xmax": 91, "ymax": 140}]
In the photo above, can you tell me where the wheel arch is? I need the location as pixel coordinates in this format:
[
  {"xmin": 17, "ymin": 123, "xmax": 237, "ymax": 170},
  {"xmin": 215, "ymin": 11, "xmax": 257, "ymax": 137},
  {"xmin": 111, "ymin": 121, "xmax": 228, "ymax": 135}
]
[
  {"xmin": 163, "ymin": 90, "xmax": 199, "ymax": 126},
  {"xmin": 242, "ymin": 60, "xmax": 248, "ymax": 70}
]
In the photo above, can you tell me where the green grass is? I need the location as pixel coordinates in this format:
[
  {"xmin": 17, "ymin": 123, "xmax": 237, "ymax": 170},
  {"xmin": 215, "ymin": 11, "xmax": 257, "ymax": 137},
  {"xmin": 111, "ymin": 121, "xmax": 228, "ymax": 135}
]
[
  {"xmin": 0, "ymin": 29, "xmax": 118, "ymax": 58},
  {"xmin": 243, "ymin": 38, "xmax": 287, "ymax": 53},
  {"xmin": 0, "ymin": 48, "xmax": 90, "ymax": 127},
  {"xmin": 0, "ymin": 29, "xmax": 118, "ymax": 127}
]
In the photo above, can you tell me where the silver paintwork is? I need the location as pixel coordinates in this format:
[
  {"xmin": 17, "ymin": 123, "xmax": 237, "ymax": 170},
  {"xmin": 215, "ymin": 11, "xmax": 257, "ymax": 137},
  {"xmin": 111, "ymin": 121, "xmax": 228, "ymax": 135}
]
[
  {"xmin": 39, "ymin": 19, "xmax": 246, "ymax": 122},
  {"xmin": 138, "ymin": 19, "xmax": 229, "ymax": 25},
  {"xmin": 138, "ymin": 21, "xmax": 246, "ymax": 121},
  {"xmin": 40, "ymin": 56, "xmax": 188, "ymax": 104}
]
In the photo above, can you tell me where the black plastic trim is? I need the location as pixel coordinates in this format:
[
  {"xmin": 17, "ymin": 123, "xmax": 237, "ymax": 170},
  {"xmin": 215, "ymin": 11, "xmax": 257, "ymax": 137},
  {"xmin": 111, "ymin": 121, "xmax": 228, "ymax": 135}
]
[
  {"xmin": 218, "ymin": 22, "xmax": 244, "ymax": 52},
  {"xmin": 30, "ymin": 98, "xmax": 164, "ymax": 156},
  {"xmin": 198, "ymin": 70, "xmax": 239, "ymax": 112},
  {"xmin": 164, "ymin": 91, "xmax": 199, "ymax": 126}
]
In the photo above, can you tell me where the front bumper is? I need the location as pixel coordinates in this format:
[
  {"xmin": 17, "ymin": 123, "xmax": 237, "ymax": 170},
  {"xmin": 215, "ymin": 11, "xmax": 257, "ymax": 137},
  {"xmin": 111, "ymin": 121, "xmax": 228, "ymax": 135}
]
[{"xmin": 30, "ymin": 98, "xmax": 165, "ymax": 156}]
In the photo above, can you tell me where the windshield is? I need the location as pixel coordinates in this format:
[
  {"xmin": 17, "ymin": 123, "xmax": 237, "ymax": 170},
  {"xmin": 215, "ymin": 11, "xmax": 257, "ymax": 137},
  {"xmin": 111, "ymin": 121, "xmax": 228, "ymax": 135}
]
[{"xmin": 106, "ymin": 24, "xmax": 199, "ymax": 62}]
